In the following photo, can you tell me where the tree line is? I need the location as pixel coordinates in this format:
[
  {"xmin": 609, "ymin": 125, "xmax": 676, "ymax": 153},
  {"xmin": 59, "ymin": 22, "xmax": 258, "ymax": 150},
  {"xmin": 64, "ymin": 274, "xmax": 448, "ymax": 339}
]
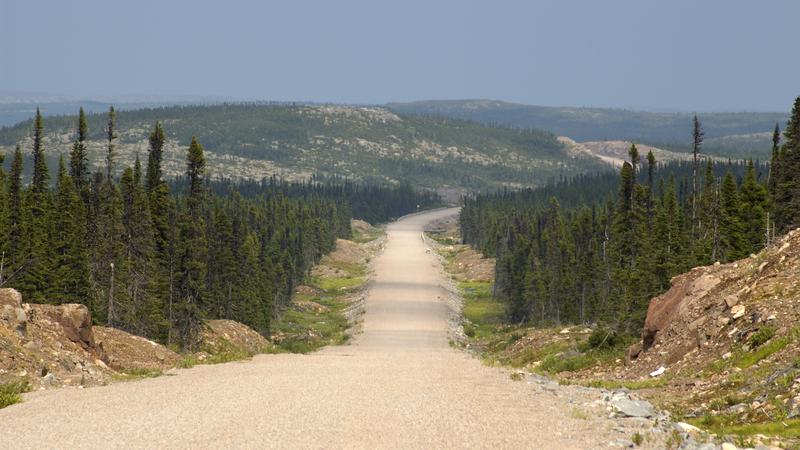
[
  {"xmin": 460, "ymin": 97, "xmax": 800, "ymax": 333},
  {"xmin": 0, "ymin": 107, "xmax": 436, "ymax": 349}
]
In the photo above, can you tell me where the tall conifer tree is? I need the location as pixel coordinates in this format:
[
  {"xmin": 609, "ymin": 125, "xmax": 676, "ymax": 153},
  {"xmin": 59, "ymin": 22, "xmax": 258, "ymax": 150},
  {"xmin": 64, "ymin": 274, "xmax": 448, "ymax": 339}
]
[
  {"xmin": 52, "ymin": 156, "xmax": 91, "ymax": 304},
  {"xmin": 175, "ymin": 137, "xmax": 208, "ymax": 349},
  {"xmin": 69, "ymin": 107, "xmax": 90, "ymax": 195}
]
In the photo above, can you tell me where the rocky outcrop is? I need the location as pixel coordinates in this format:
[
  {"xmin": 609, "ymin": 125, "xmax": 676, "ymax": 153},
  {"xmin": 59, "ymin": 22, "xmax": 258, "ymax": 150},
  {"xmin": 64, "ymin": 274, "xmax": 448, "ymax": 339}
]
[
  {"xmin": 94, "ymin": 326, "xmax": 180, "ymax": 371},
  {"xmin": 40, "ymin": 304, "xmax": 98, "ymax": 353},
  {"xmin": 0, "ymin": 288, "xmax": 174, "ymax": 388},
  {"xmin": 0, "ymin": 289, "xmax": 113, "ymax": 388},
  {"xmin": 199, "ymin": 320, "xmax": 270, "ymax": 356},
  {"xmin": 626, "ymin": 228, "xmax": 800, "ymax": 379},
  {"xmin": 641, "ymin": 268, "xmax": 721, "ymax": 352},
  {"xmin": 0, "ymin": 289, "xmax": 27, "ymax": 338}
]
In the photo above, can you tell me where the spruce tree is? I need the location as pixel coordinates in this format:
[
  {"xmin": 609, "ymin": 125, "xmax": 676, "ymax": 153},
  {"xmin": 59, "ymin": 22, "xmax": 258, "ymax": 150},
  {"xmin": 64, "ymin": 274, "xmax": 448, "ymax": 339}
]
[
  {"xmin": 17, "ymin": 109, "xmax": 55, "ymax": 302},
  {"xmin": 0, "ymin": 153, "xmax": 6, "ymax": 285},
  {"xmin": 691, "ymin": 115, "xmax": 704, "ymax": 236},
  {"xmin": 146, "ymin": 122, "xmax": 166, "ymax": 194},
  {"xmin": 93, "ymin": 106, "xmax": 126, "ymax": 324},
  {"xmin": 628, "ymin": 143, "xmax": 640, "ymax": 179},
  {"xmin": 695, "ymin": 161, "xmax": 718, "ymax": 263},
  {"xmin": 768, "ymin": 122, "xmax": 781, "ymax": 197},
  {"xmin": 119, "ymin": 160, "xmax": 159, "ymax": 336},
  {"xmin": 739, "ymin": 160, "xmax": 768, "ymax": 252},
  {"xmin": 175, "ymin": 137, "xmax": 208, "ymax": 349},
  {"xmin": 646, "ymin": 151, "xmax": 656, "ymax": 190},
  {"xmin": 69, "ymin": 107, "xmax": 90, "ymax": 195},
  {"xmin": 105, "ymin": 106, "xmax": 117, "ymax": 181},
  {"xmin": 719, "ymin": 171, "xmax": 746, "ymax": 261},
  {"xmin": 31, "ymin": 108, "xmax": 50, "ymax": 194},
  {"xmin": 52, "ymin": 156, "xmax": 91, "ymax": 304}
]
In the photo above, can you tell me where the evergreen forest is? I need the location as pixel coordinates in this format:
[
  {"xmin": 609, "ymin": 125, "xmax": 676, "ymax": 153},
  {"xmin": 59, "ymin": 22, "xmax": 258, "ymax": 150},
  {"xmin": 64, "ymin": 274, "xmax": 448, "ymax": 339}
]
[
  {"xmin": 0, "ymin": 107, "xmax": 438, "ymax": 349},
  {"xmin": 460, "ymin": 97, "xmax": 800, "ymax": 333}
]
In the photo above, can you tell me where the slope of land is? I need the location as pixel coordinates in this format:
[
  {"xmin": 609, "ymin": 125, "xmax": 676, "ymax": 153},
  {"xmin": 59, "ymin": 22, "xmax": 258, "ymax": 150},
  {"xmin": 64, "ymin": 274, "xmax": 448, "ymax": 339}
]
[
  {"xmin": 389, "ymin": 99, "xmax": 786, "ymax": 160},
  {"xmin": 0, "ymin": 209, "xmax": 677, "ymax": 449},
  {"xmin": 558, "ymin": 137, "xmax": 703, "ymax": 167},
  {"xmin": 0, "ymin": 103, "xmax": 602, "ymax": 191}
]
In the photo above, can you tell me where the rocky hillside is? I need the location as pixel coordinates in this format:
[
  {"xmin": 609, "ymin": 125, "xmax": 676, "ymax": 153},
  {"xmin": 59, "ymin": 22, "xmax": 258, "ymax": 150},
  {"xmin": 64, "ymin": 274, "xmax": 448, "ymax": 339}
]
[
  {"xmin": 616, "ymin": 229, "xmax": 800, "ymax": 425},
  {"xmin": 558, "ymin": 137, "xmax": 702, "ymax": 167},
  {"xmin": 0, "ymin": 103, "xmax": 602, "ymax": 191},
  {"xmin": 0, "ymin": 288, "xmax": 274, "ymax": 392}
]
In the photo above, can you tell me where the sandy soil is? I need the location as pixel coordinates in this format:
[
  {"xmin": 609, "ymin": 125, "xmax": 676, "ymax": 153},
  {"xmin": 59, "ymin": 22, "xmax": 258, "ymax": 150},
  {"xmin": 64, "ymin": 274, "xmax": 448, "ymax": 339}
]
[{"xmin": 0, "ymin": 208, "xmax": 642, "ymax": 449}]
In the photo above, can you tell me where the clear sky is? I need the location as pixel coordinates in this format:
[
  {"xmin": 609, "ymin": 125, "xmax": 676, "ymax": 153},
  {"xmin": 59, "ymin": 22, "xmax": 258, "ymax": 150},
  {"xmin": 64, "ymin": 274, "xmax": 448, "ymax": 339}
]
[{"xmin": 1, "ymin": 0, "xmax": 797, "ymax": 111}]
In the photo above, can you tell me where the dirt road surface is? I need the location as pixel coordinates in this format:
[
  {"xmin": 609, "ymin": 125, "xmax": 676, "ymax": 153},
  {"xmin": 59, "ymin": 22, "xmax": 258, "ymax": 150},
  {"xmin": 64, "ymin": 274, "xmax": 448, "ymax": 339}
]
[{"xmin": 0, "ymin": 208, "xmax": 630, "ymax": 449}]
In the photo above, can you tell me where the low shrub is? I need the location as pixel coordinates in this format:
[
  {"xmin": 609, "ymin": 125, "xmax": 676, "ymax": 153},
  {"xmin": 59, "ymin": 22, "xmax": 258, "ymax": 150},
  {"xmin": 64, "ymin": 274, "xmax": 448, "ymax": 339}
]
[{"xmin": 0, "ymin": 380, "xmax": 30, "ymax": 409}]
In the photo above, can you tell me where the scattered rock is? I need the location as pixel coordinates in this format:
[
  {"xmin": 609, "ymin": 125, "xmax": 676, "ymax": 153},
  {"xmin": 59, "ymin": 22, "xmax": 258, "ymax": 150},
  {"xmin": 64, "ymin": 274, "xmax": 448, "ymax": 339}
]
[
  {"xmin": 41, "ymin": 372, "xmax": 55, "ymax": 386},
  {"xmin": 625, "ymin": 342, "xmax": 642, "ymax": 364},
  {"xmin": 722, "ymin": 352, "xmax": 732, "ymax": 360},
  {"xmin": 611, "ymin": 396, "xmax": 656, "ymax": 418},
  {"xmin": 200, "ymin": 319, "xmax": 269, "ymax": 356},
  {"xmin": 674, "ymin": 422, "xmax": 701, "ymax": 433},
  {"xmin": 788, "ymin": 396, "xmax": 800, "ymax": 419},
  {"xmin": 725, "ymin": 403, "xmax": 748, "ymax": 415},
  {"xmin": 731, "ymin": 304, "xmax": 746, "ymax": 320},
  {"xmin": 649, "ymin": 366, "xmax": 666, "ymax": 377},
  {"xmin": 292, "ymin": 300, "xmax": 330, "ymax": 314}
]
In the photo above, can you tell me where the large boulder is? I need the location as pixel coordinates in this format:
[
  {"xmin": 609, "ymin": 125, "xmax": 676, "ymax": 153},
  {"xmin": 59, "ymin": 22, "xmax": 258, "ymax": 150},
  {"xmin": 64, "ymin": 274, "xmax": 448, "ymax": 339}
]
[
  {"xmin": 36, "ymin": 303, "xmax": 104, "ymax": 360},
  {"xmin": 94, "ymin": 326, "xmax": 180, "ymax": 371},
  {"xmin": 54, "ymin": 304, "xmax": 96, "ymax": 350},
  {"xmin": 641, "ymin": 267, "xmax": 721, "ymax": 352},
  {"xmin": 0, "ymin": 288, "xmax": 27, "ymax": 337},
  {"xmin": 0, "ymin": 288, "xmax": 22, "ymax": 308}
]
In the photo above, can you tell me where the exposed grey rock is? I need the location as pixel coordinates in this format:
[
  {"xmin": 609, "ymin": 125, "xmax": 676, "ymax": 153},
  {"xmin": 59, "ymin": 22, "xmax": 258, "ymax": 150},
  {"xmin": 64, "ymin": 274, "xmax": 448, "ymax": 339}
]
[
  {"xmin": 725, "ymin": 403, "xmax": 748, "ymax": 415},
  {"xmin": 41, "ymin": 372, "xmax": 55, "ymax": 386},
  {"xmin": 788, "ymin": 395, "xmax": 800, "ymax": 418},
  {"xmin": 612, "ymin": 397, "xmax": 656, "ymax": 418}
]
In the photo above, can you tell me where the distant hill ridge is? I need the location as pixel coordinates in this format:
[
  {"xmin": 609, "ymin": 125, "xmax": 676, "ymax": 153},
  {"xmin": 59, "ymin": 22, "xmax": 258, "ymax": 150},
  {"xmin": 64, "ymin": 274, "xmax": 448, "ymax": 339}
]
[
  {"xmin": 0, "ymin": 103, "xmax": 602, "ymax": 191},
  {"xmin": 387, "ymin": 99, "xmax": 788, "ymax": 159}
]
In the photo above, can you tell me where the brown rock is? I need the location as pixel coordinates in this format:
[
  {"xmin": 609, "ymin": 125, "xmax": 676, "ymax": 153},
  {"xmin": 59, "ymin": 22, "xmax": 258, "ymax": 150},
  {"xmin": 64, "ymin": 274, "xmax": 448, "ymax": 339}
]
[
  {"xmin": 94, "ymin": 326, "xmax": 180, "ymax": 371},
  {"xmin": 0, "ymin": 304, "xmax": 28, "ymax": 337},
  {"xmin": 625, "ymin": 342, "xmax": 642, "ymax": 364},
  {"xmin": 724, "ymin": 295, "xmax": 739, "ymax": 308},
  {"xmin": 642, "ymin": 268, "xmax": 719, "ymax": 351},
  {"xmin": 55, "ymin": 304, "xmax": 96, "ymax": 350},
  {"xmin": 0, "ymin": 288, "xmax": 23, "ymax": 308}
]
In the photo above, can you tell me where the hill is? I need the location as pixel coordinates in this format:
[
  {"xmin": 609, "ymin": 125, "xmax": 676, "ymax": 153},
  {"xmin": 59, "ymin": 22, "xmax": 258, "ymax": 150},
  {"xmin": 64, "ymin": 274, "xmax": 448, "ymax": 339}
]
[
  {"xmin": 0, "ymin": 93, "xmax": 229, "ymax": 127},
  {"xmin": 387, "ymin": 99, "xmax": 787, "ymax": 160},
  {"xmin": 0, "ymin": 103, "xmax": 603, "ymax": 191}
]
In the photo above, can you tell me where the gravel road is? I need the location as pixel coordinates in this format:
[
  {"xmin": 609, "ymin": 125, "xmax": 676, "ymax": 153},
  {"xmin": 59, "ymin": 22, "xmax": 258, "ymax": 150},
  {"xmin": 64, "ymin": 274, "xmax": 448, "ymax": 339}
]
[{"xmin": 0, "ymin": 208, "xmax": 645, "ymax": 449}]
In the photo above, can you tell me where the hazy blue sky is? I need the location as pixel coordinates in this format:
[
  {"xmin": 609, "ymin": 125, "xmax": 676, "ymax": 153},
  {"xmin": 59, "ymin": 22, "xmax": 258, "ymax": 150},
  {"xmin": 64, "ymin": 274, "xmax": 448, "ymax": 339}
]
[{"xmin": 1, "ymin": 0, "xmax": 797, "ymax": 111}]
